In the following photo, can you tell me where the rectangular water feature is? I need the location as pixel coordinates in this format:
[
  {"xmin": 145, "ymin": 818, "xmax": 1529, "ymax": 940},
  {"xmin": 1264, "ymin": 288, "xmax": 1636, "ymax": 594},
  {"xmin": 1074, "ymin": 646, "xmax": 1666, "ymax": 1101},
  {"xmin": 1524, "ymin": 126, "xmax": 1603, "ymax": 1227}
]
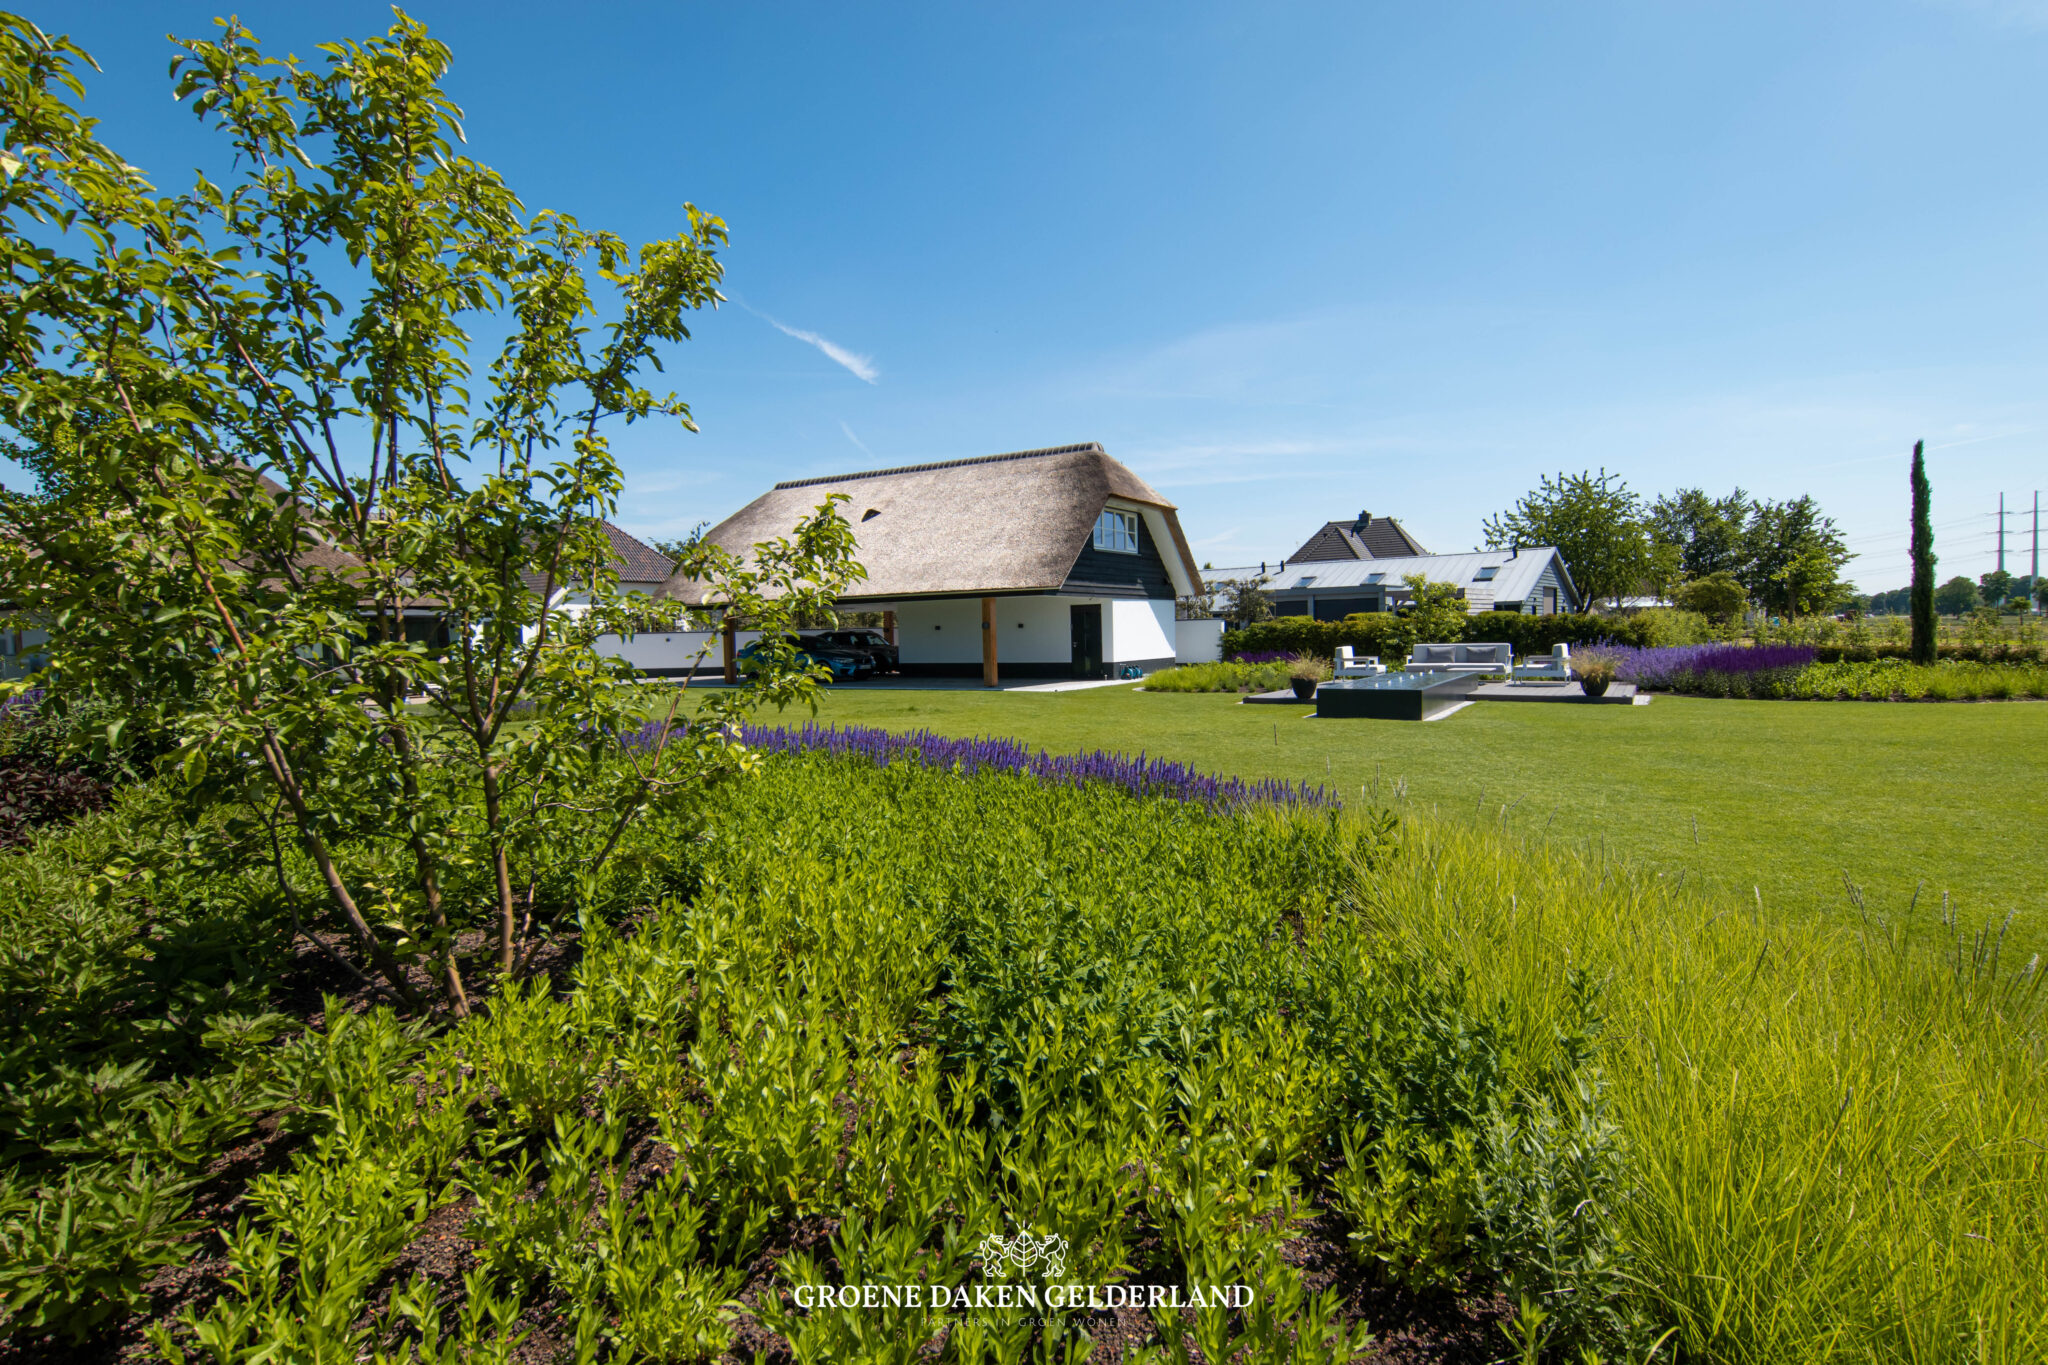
[{"xmin": 1316, "ymin": 670, "xmax": 1481, "ymax": 721}]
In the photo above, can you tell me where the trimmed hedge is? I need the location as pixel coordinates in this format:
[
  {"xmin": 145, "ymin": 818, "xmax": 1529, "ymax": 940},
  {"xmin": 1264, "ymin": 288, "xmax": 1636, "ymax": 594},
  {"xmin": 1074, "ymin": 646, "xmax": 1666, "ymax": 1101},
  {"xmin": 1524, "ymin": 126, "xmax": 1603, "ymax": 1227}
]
[
  {"xmin": 1812, "ymin": 641, "xmax": 2047, "ymax": 665},
  {"xmin": 1222, "ymin": 611, "xmax": 1664, "ymax": 661}
]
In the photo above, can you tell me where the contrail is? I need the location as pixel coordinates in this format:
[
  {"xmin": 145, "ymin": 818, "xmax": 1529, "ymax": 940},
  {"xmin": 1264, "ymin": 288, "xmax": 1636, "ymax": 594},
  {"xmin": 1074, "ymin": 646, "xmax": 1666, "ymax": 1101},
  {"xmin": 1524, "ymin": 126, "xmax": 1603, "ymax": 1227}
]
[{"xmin": 747, "ymin": 304, "xmax": 879, "ymax": 384}]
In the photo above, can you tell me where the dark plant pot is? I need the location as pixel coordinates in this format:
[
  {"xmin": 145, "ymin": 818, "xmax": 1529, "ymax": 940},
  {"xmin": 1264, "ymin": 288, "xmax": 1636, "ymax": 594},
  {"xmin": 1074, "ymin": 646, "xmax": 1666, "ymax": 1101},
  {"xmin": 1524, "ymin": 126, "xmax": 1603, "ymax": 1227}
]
[
  {"xmin": 1290, "ymin": 677, "xmax": 1320, "ymax": 700},
  {"xmin": 1580, "ymin": 676, "xmax": 1612, "ymax": 697}
]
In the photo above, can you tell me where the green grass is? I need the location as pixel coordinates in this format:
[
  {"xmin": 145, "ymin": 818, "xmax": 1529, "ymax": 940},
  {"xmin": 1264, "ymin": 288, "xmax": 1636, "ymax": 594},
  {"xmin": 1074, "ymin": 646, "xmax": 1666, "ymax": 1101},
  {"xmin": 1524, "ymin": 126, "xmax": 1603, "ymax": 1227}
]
[{"xmin": 767, "ymin": 685, "xmax": 2048, "ymax": 954}]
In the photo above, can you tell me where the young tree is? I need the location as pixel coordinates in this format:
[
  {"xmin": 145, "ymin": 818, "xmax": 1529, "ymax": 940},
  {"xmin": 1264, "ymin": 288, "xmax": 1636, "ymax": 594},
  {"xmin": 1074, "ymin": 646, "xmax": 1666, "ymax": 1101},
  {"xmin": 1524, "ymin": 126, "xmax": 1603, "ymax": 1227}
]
[
  {"xmin": 0, "ymin": 14, "xmax": 861, "ymax": 1012},
  {"xmin": 1978, "ymin": 570, "xmax": 2014, "ymax": 609},
  {"xmin": 1483, "ymin": 469, "xmax": 1654, "ymax": 611},
  {"xmin": 1910, "ymin": 441, "xmax": 1937, "ymax": 663},
  {"xmin": 1744, "ymin": 495, "xmax": 1852, "ymax": 615},
  {"xmin": 1396, "ymin": 574, "xmax": 1471, "ymax": 645},
  {"xmin": 650, "ymin": 520, "xmax": 710, "ymax": 566},
  {"xmin": 1216, "ymin": 575, "xmax": 1274, "ymax": 625},
  {"xmin": 1670, "ymin": 571, "xmax": 1747, "ymax": 623}
]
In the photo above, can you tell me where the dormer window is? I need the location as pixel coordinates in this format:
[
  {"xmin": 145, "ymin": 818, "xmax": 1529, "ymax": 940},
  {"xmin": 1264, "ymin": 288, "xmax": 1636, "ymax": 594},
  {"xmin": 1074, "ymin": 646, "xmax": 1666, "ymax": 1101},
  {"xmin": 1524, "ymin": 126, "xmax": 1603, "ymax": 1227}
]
[{"xmin": 1093, "ymin": 509, "xmax": 1139, "ymax": 554}]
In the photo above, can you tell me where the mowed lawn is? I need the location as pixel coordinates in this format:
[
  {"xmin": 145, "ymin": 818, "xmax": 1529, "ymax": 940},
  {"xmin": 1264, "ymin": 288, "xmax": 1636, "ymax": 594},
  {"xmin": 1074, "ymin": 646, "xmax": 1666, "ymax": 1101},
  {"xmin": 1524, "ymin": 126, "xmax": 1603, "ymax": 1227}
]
[{"xmin": 742, "ymin": 684, "xmax": 2048, "ymax": 954}]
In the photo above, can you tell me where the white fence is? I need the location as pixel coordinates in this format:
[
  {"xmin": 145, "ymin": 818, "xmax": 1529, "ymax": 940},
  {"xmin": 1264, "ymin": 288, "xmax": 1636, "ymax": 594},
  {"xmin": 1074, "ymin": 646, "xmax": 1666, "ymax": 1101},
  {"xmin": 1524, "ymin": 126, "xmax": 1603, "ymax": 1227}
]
[
  {"xmin": 1174, "ymin": 618, "xmax": 1225, "ymax": 664},
  {"xmin": 592, "ymin": 629, "xmax": 766, "ymax": 675}
]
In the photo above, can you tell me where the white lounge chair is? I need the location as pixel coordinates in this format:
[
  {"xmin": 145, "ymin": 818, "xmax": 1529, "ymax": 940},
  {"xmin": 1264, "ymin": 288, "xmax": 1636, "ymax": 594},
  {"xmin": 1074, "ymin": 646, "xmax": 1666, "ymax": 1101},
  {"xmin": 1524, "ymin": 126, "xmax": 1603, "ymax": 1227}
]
[
  {"xmin": 1334, "ymin": 646, "xmax": 1385, "ymax": 677},
  {"xmin": 1513, "ymin": 643, "xmax": 1572, "ymax": 684}
]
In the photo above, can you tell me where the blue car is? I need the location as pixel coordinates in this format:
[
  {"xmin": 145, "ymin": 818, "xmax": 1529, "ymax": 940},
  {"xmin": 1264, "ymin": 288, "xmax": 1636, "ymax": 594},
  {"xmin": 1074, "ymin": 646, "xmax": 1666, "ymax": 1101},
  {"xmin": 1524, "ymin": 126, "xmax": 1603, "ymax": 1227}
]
[{"xmin": 736, "ymin": 633, "xmax": 874, "ymax": 683}]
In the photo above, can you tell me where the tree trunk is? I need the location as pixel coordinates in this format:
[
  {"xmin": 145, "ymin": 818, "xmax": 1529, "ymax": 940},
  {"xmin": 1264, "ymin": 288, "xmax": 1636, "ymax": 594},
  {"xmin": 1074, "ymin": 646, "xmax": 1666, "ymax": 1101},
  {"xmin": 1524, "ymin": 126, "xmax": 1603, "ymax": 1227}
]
[{"xmin": 482, "ymin": 763, "xmax": 517, "ymax": 975}]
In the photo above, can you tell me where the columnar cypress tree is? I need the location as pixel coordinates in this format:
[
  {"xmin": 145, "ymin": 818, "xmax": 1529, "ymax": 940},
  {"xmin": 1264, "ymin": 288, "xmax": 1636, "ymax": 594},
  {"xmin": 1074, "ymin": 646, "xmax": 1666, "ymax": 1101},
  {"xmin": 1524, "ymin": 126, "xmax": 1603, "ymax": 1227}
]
[{"xmin": 1910, "ymin": 439, "xmax": 1937, "ymax": 664}]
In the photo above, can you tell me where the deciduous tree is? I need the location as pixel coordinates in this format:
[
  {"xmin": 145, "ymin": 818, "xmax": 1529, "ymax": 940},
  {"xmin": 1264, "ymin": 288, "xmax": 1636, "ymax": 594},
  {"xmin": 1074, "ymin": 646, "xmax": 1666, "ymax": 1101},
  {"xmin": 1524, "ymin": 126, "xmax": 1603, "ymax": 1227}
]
[
  {"xmin": 1934, "ymin": 576, "xmax": 1979, "ymax": 618},
  {"xmin": 1482, "ymin": 469, "xmax": 1654, "ymax": 611},
  {"xmin": 0, "ymin": 12, "xmax": 861, "ymax": 1012}
]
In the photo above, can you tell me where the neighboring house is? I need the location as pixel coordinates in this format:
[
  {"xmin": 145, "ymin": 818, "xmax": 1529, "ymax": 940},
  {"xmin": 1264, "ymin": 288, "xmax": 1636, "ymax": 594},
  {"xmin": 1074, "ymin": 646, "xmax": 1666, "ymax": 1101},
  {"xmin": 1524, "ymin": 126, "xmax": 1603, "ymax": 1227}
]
[
  {"xmin": 1, "ymin": 625, "xmax": 50, "ymax": 681},
  {"xmin": 528, "ymin": 522, "xmax": 676, "ymax": 615},
  {"xmin": 1287, "ymin": 510, "xmax": 1431, "ymax": 563},
  {"xmin": 1266, "ymin": 547, "xmax": 1581, "ymax": 619},
  {"xmin": 662, "ymin": 442, "xmax": 1203, "ymax": 682}
]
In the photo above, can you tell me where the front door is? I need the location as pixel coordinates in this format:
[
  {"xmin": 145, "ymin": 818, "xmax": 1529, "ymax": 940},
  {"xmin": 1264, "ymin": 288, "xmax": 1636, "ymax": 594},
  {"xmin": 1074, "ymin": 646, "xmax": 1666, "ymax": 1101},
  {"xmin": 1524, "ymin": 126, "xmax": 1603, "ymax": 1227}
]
[{"xmin": 1070, "ymin": 604, "xmax": 1103, "ymax": 679}]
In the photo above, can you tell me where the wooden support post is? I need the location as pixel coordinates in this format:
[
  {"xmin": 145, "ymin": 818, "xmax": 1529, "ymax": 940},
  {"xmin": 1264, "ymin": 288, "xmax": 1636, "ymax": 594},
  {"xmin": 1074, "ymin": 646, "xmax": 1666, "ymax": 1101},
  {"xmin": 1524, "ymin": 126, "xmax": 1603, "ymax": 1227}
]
[
  {"xmin": 883, "ymin": 610, "xmax": 896, "ymax": 645},
  {"xmin": 721, "ymin": 613, "xmax": 737, "ymax": 684},
  {"xmin": 981, "ymin": 596, "xmax": 998, "ymax": 688}
]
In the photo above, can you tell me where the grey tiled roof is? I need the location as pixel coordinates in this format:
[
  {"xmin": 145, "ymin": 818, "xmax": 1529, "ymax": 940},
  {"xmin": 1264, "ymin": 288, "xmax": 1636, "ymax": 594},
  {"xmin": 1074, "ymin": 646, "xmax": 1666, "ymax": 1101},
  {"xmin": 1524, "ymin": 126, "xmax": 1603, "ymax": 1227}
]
[{"xmin": 1289, "ymin": 516, "xmax": 1429, "ymax": 562}]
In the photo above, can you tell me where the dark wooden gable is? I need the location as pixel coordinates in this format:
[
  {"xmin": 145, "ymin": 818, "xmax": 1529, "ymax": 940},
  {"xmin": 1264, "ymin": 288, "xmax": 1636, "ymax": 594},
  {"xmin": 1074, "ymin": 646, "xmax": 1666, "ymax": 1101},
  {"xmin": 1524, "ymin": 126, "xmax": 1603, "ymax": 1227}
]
[{"xmin": 1062, "ymin": 506, "xmax": 1176, "ymax": 599}]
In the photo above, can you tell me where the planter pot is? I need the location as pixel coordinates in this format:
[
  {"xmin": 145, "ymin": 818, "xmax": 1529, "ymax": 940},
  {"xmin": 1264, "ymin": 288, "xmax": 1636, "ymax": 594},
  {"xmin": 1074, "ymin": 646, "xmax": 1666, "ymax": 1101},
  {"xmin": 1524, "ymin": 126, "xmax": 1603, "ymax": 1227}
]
[
  {"xmin": 1580, "ymin": 676, "xmax": 1612, "ymax": 697},
  {"xmin": 1290, "ymin": 677, "xmax": 1320, "ymax": 700}
]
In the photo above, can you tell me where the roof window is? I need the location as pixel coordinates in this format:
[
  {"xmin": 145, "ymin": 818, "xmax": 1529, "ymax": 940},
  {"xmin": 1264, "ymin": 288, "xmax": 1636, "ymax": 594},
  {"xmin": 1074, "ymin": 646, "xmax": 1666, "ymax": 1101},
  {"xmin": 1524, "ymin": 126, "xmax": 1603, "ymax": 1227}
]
[
  {"xmin": 1092, "ymin": 509, "xmax": 1139, "ymax": 554},
  {"xmin": 1475, "ymin": 566, "xmax": 1500, "ymax": 581}
]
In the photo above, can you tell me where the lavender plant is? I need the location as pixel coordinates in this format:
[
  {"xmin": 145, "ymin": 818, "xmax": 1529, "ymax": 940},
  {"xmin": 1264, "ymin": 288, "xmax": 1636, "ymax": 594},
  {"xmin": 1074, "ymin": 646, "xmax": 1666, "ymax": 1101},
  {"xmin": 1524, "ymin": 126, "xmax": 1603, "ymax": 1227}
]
[{"xmin": 625, "ymin": 720, "xmax": 1342, "ymax": 812}]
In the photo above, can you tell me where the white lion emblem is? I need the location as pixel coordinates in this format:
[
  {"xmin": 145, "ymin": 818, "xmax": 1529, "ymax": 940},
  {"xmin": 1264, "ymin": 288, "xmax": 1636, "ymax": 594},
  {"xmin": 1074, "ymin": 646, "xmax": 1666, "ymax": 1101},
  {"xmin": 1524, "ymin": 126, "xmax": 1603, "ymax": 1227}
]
[{"xmin": 976, "ymin": 1230, "xmax": 1069, "ymax": 1280}]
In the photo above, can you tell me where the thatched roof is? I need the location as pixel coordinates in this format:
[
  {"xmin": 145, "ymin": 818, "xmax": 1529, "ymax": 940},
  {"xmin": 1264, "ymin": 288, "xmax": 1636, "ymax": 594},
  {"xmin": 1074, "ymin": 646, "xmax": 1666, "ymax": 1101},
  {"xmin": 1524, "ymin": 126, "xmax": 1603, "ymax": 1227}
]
[{"xmin": 660, "ymin": 443, "xmax": 1201, "ymax": 604}]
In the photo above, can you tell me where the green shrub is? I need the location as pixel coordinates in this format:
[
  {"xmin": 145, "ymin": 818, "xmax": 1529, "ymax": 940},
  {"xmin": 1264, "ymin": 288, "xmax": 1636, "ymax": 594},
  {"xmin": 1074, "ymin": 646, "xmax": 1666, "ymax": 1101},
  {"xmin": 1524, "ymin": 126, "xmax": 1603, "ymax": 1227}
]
[
  {"xmin": 1221, "ymin": 610, "xmax": 1665, "ymax": 662},
  {"xmin": 0, "ymin": 790, "xmax": 298, "ymax": 1344},
  {"xmin": 19, "ymin": 739, "xmax": 2046, "ymax": 1361},
  {"xmin": 1812, "ymin": 641, "xmax": 2047, "ymax": 665},
  {"xmin": 1143, "ymin": 661, "xmax": 1291, "ymax": 693},
  {"xmin": 1665, "ymin": 660, "xmax": 2048, "ymax": 701},
  {"xmin": 108, "ymin": 754, "xmax": 1663, "ymax": 1362},
  {"xmin": 1629, "ymin": 607, "xmax": 1716, "ymax": 646}
]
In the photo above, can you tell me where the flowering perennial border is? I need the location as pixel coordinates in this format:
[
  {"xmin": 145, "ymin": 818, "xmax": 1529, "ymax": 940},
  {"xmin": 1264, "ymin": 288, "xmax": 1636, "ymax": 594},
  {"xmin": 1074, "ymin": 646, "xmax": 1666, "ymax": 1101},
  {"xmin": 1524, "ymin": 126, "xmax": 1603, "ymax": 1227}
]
[
  {"xmin": 1604, "ymin": 644, "xmax": 1816, "ymax": 690},
  {"xmin": 628, "ymin": 719, "xmax": 1341, "ymax": 812}
]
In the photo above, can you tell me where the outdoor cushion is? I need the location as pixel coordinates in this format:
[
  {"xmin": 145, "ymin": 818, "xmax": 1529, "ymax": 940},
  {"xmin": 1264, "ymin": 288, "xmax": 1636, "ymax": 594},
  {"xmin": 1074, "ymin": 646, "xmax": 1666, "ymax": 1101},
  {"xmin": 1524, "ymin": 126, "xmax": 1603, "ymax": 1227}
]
[{"xmin": 1412, "ymin": 644, "xmax": 1456, "ymax": 662}]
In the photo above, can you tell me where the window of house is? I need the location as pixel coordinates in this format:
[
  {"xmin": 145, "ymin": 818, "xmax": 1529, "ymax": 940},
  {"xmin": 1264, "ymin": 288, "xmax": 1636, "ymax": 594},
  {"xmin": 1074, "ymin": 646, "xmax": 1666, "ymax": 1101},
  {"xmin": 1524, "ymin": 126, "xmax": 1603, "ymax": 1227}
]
[
  {"xmin": 1092, "ymin": 509, "xmax": 1140, "ymax": 553},
  {"xmin": 1475, "ymin": 566, "xmax": 1499, "ymax": 581},
  {"xmin": 1365, "ymin": 572, "xmax": 1385, "ymax": 584}
]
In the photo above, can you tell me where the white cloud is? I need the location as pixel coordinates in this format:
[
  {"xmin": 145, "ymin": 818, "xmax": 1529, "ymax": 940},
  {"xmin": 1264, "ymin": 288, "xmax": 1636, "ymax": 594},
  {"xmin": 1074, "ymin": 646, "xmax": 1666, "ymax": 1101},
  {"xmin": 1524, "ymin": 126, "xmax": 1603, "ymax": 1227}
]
[
  {"xmin": 839, "ymin": 420, "xmax": 874, "ymax": 456},
  {"xmin": 754, "ymin": 309, "xmax": 879, "ymax": 384}
]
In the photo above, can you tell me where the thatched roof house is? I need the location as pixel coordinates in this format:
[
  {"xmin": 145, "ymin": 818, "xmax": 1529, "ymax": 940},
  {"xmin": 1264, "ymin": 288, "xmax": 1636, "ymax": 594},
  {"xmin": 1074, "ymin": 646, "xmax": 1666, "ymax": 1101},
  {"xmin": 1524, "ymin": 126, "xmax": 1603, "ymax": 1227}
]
[
  {"xmin": 663, "ymin": 442, "xmax": 1199, "ymax": 604},
  {"xmin": 664, "ymin": 443, "xmax": 1203, "ymax": 682}
]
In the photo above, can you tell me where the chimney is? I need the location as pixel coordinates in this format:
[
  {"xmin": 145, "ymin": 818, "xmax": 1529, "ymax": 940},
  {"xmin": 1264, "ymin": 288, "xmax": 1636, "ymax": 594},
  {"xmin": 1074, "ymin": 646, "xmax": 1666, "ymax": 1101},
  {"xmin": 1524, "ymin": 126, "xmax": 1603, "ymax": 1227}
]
[{"xmin": 1356, "ymin": 509, "xmax": 1372, "ymax": 526}]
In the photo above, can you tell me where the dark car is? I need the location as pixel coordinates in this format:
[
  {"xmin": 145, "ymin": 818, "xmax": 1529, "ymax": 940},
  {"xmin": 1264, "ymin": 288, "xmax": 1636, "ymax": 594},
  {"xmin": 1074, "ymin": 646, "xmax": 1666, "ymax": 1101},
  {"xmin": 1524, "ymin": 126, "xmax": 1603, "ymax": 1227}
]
[
  {"xmin": 807, "ymin": 628, "xmax": 899, "ymax": 674},
  {"xmin": 736, "ymin": 633, "xmax": 874, "ymax": 683}
]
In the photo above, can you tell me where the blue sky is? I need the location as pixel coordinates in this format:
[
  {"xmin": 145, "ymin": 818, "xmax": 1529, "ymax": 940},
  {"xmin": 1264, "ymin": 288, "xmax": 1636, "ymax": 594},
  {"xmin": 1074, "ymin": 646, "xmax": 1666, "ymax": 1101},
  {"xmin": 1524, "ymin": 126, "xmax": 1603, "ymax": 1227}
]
[{"xmin": 17, "ymin": 1, "xmax": 2048, "ymax": 589}]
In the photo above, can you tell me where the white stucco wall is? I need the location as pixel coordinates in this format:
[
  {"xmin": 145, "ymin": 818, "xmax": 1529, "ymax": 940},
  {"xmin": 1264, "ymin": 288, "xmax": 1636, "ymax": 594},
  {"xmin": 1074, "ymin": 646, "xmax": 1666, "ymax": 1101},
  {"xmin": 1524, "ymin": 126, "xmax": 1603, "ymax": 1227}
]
[{"xmin": 1106, "ymin": 599, "xmax": 1175, "ymax": 664}]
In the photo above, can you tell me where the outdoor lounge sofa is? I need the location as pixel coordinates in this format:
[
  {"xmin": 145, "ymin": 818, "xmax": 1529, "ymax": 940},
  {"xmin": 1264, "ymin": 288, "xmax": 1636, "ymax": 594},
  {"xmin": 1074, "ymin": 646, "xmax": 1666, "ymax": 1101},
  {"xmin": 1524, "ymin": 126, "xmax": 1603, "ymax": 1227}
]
[
  {"xmin": 1404, "ymin": 642, "xmax": 1513, "ymax": 675},
  {"xmin": 1333, "ymin": 646, "xmax": 1386, "ymax": 677}
]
